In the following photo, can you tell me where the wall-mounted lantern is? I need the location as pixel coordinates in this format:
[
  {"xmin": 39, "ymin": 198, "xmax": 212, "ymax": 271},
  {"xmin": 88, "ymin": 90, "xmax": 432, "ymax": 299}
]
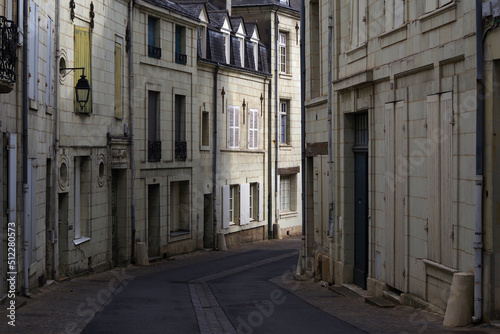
[{"xmin": 60, "ymin": 67, "xmax": 91, "ymax": 110}]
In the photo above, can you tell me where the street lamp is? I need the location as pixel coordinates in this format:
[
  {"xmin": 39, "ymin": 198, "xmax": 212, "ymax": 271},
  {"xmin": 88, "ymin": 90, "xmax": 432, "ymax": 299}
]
[{"xmin": 60, "ymin": 67, "xmax": 91, "ymax": 110}]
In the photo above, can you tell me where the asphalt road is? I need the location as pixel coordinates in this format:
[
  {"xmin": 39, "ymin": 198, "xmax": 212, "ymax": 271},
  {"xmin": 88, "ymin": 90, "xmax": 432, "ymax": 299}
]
[{"xmin": 82, "ymin": 248, "xmax": 364, "ymax": 334}]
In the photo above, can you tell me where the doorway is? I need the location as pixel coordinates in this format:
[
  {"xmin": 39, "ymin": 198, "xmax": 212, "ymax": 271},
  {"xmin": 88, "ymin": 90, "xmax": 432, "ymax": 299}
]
[
  {"xmin": 203, "ymin": 194, "xmax": 213, "ymax": 249},
  {"xmin": 148, "ymin": 184, "xmax": 161, "ymax": 258},
  {"xmin": 352, "ymin": 113, "xmax": 369, "ymax": 289},
  {"xmin": 111, "ymin": 169, "xmax": 127, "ymax": 266}
]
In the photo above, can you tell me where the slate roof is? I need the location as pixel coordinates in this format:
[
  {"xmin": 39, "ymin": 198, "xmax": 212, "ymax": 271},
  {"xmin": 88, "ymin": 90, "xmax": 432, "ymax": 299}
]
[
  {"xmin": 177, "ymin": 3, "xmax": 206, "ymax": 18},
  {"xmin": 232, "ymin": 0, "xmax": 300, "ymax": 12},
  {"xmin": 207, "ymin": 10, "xmax": 228, "ymax": 29},
  {"xmin": 207, "ymin": 29, "xmax": 226, "ymax": 63},
  {"xmin": 245, "ymin": 21, "xmax": 257, "ymax": 39},
  {"xmin": 143, "ymin": 0, "xmax": 200, "ymax": 21}
]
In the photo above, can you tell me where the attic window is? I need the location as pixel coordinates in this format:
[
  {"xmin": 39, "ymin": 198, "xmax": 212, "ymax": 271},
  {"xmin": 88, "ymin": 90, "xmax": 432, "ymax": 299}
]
[{"xmin": 280, "ymin": 0, "xmax": 289, "ymax": 4}]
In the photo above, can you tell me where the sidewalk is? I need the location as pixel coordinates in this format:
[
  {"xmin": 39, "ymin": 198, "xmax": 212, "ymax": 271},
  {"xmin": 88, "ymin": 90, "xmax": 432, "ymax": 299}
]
[{"xmin": 0, "ymin": 236, "xmax": 498, "ymax": 334}]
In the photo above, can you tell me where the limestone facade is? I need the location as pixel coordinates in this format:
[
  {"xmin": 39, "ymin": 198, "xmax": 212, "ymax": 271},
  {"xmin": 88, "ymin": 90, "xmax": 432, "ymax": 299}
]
[{"xmin": 303, "ymin": 0, "xmax": 499, "ymax": 320}]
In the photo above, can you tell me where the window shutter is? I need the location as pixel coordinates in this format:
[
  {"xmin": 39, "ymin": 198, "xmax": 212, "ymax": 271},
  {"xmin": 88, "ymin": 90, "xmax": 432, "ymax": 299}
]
[
  {"xmin": 115, "ymin": 42, "xmax": 123, "ymax": 119},
  {"xmin": 248, "ymin": 109, "xmax": 254, "ymax": 149},
  {"xmin": 425, "ymin": 0, "xmax": 437, "ymax": 13},
  {"xmin": 234, "ymin": 107, "xmax": 240, "ymax": 147},
  {"xmin": 74, "ymin": 26, "xmax": 92, "ymax": 113},
  {"xmin": 46, "ymin": 17, "xmax": 53, "ymax": 106},
  {"xmin": 240, "ymin": 183, "xmax": 250, "ymax": 225},
  {"xmin": 28, "ymin": 0, "xmax": 39, "ymax": 101},
  {"xmin": 394, "ymin": 0, "xmax": 404, "ymax": 27},
  {"xmin": 228, "ymin": 106, "xmax": 234, "ymax": 147},
  {"xmin": 258, "ymin": 182, "xmax": 264, "ymax": 221},
  {"xmin": 222, "ymin": 185, "xmax": 230, "ymax": 229},
  {"xmin": 359, "ymin": 0, "xmax": 367, "ymax": 44},
  {"xmin": 253, "ymin": 110, "xmax": 258, "ymax": 148}
]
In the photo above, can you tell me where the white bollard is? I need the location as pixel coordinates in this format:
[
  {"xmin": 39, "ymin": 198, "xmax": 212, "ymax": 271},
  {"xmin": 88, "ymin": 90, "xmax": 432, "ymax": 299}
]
[
  {"xmin": 443, "ymin": 272, "xmax": 474, "ymax": 327},
  {"xmin": 217, "ymin": 232, "xmax": 227, "ymax": 251},
  {"xmin": 136, "ymin": 242, "xmax": 149, "ymax": 266}
]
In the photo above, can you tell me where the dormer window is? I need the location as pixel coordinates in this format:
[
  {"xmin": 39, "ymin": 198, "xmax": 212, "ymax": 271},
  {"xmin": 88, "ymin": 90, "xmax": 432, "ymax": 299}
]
[
  {"xmin": 253, "ymin": 43, "xmax": 258, "ymax": 70},
  {"xmin": 280, "ymin": 0, "xmax": 289, "ymax": 4},
  {"xmin": 239, "ymin": 37, "xmax": 245, "ymax": 68}
]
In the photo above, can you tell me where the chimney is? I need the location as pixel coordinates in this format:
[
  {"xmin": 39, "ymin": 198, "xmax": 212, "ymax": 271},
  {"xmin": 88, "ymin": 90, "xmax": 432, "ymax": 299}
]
[{"xmin": 209, "ymin": 0, "xmax": 231, "ymax": 15}]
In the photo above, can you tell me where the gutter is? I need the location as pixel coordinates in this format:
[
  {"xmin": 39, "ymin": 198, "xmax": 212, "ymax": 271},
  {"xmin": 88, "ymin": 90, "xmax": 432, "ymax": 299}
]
[
  {"xmin": 274, "ymin": 9, "xmax": 279, "ymax": 232},
  {"xmin": 129, "ymin": 0, "xmax": 136, "ymax": 264},
  {"xmin": 299, "ymin": 0, "xmax": 306, "ymax": 272},
  {"xmin": 327, "ymin": 0, "xmax": 335, "ymax": 282},
  {"xmin": 22, "ymin": 0, "xmax": 30, "ymax": 297},
  {"xmin": 213, "ymin": 63, "xmax": 219, "ymax": 250},
  {"xmin": 473, "ymin": 0, "xmax": 484, "ymax": 323}
]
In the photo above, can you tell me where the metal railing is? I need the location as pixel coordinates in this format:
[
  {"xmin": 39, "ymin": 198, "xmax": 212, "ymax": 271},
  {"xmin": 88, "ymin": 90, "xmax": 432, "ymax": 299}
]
[
  {"xmin": 175, "ymin": 141, "xmax": 187, "ymax": 161},
  {"xmin": 148, "ymin": 45, "xmax": 161, "ymax": 59},
  {"xmin": 0, "ymin": 16, "xmax": 17, "ymax": 84},
  {"xmin": 148, "ymin": 140, "xmax": 161, "ymax": 162},
  {"xmin": 175, "ymin": 52, "xmax": 187, "ymax": 65}
]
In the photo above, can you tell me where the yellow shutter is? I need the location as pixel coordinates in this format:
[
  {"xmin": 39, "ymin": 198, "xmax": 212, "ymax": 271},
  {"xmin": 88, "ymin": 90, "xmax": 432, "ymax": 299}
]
[
  {"xmin": 74, "ymin": 26, "xmax": 92, "ymax": 113},
  {"xmin": 114, "ymin": 42, "xmax": 122, "ymax": 119}
]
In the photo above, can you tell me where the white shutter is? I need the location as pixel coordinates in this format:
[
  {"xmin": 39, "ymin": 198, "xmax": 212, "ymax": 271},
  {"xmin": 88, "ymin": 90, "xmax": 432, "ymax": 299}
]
[
  {"xmin": 253, "ymin": 109, "xmax": 258, "ymax": 148},
  {"xmin": 394, "ymin": 0, "xmax": 404, "ymax": 27},
  {"xmin": 46, "ymin": 17, "xmax": 54, "ymax": 106},
  {"xmin": 425, "ymin": 0, "xmax": 437, "ymax": 13},
  {"xmin": 222, "ymin": 185, "xmax": 230, "ymax": 229},
  {"xmin": 427, "ymin": 94, "xmax": 440, "ymax": 262},
  {"xmin": 28, "ymin": 0, "xmax": 39, "ymax": 101},
  {"xmin": 240, "ymin": 183, "xmax": 250, "ymax": 225},
  {"xmin": 228, "ymin": 106, "xmax": 234, "ymax": 147},
  {"xmin": 359, "ymin": 0, "xmax": 367, "ymax": 44},
  {"xmin": 385, "ymin": 1, "xmax": 394, "ymax": 31},
  {"xmin": 234, "ymin": 107, "xmax": 240, "ymax": 147},
  {"xmin": 248, "ymin": 109, "xmax": 254, "ymax": 149},
  {"xmin": 258, "ymin": 182, "xmax": 264, "ymax": 221}
]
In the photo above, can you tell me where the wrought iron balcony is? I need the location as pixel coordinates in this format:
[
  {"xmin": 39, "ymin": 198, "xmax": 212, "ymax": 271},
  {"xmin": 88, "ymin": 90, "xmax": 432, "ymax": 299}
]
[
  {"xmin": 175, "ymin": 52, "xmax": 187, "ymax": 65},
  {"xmin": 175, "ymin": 141, "xmax": 187, "ymax": 161},
  {"xmin": 0, "ymin": 16, "xmax": 17, "ymax": 93},
  {"xmin": 148, "ymin": 140, "xmax": 161, "ymax": 162},
  {"xmin": 148, "ymin": 45, "xmax": 161, "ymax": 59}
]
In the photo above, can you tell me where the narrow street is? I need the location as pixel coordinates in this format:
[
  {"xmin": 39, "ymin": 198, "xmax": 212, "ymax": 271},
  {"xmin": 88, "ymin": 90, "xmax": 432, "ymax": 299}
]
[{"xmin": 82, "ymin": 241, "xmax": 362, "ymax": 334}]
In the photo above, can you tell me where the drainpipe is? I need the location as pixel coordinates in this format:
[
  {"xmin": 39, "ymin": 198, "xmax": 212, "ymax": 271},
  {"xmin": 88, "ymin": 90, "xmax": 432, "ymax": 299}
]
[
  {"xmin": 268, "ymin": 80, "xmax": 273, "ymax": 238},
  {"xmin": 212, "ymin": 64, "xmax": 220, "ymax": 250},
  {"xmin": 52, "ymin": 0, "xmax": 61, "ymax": 280},
  {"xmin": 22, "ymin": 0, "xmax": 30, "ymax": 296},
  {"xmin": 299, "ymin": 0, "xmax": 306, "ymax": 273},
  {"xmin": 274, "ymin": 9, "xmax": 279, "ymax": 230},
  {"xmin": 473, "ymin": 0, "xmax": 484, "ymax": 323},
  {"xmin": 327, "ymin": 0, "xmax": 335, "ymax": 284},
  {"xmin": 129, "ymin": 0, "xmax": 136, "ymax": 264}
]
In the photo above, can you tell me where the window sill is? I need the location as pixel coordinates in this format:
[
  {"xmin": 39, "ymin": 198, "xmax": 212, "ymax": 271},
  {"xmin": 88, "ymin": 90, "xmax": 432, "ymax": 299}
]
[
  {"xmin": 279, "ymin": 144, "xmax": 293, "ymax": 151},
  {"xmin": 280, "ymin": 211, "xmax": 297, "ymax": 219},
  {"xmin": 279, "ymin": 73, "xmax": 292, "ymax": 80},
  {"xmin": 73, "ymin": 237, "xmax": 91, "ymax": 246},
  {"xmin": 345, "ymin": 42, "xmax": 367, "ymax": 64},
  {"xmin": 379, "ymin": 24, "xmax": 407, "ymax": 49},
  {"xmin": 170, "ymin": 230, "xmax": 190, "ymax": 237},
  {"xmin": 221, "ymin": 148, "xmax": 265, "ymax": 154},
  {"xmin": 419, "ymin": 1, "xmax": 457, "ymax": 33}
]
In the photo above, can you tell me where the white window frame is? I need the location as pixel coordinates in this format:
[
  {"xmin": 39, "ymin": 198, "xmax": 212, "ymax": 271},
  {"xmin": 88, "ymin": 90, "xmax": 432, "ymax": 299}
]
[
  {"xmin": 228, "ymin": 105, "xmax": 240, "ymax": 148},
  {"xmin": 280, "ymin": 176, "xmax": 291, "ymax": 212},
  {"xmin": 279, "ymin": 101, "xmax": 289, "ymax": 144},
  {"xmin": 253, "ymin": 43, "xmax": 259, "ymax": 70},
  {"xmin": 279, "ymin": 32, "xmax": 287, "ymax": 73},
  {"xmin": 248, "ymin": 108, "xmax": 259, "ymax": 149},
  {"xmin": 239, "ymin": 37, "xmax": 245, "ymax": 67},
  {"xmin": 240, "ymin": 183, "xmax": 250, "ymax": 225}
]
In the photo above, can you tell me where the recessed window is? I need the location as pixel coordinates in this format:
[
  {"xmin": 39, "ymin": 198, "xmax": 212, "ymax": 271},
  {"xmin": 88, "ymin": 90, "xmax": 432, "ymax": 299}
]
[
  {"xmin": 148, "ymin": 16, "xmax": 161, "ymax": 59},
  {"xmin": 228, "ymin": 105, "xmax": 240, "ymax": 148},
  {"xmin": 147, "ymin": 91, "xmax": 161, "ymax": 162},
  {"xmin": 170, "ymin": 181, "xmax": 190, "ymax": 235},
  {"xmin": 248, "ymin": 108, "xmax": 258, "ymax": 149},
  {"xmin": 279, "ymin": 32, "xmax": 287, "ymax": 73},
  {"xmin": 279, "ymin": 100, "xmax": 290, "ymax": 145},
  {"xmin": 175, "ymin": 25, "xmax": 187, "ymax": 65}
]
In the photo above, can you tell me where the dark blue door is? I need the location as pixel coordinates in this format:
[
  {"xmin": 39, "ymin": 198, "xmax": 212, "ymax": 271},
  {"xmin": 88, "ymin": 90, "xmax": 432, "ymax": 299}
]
[{"xmin": 353, "ymin": 151, "xmax": 368, "ymax": 289}]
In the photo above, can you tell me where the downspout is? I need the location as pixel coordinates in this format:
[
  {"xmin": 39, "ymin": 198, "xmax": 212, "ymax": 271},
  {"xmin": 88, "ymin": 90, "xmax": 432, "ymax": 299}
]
[
  {"xmin": 22, "ymin": 0, "xmax": 30, "ymax": 297},
  {"xmin": 52, "ymin": 0, "xmax": 61, "ymax": 279},
  {"xmin": 212, "ymin": 64, "xmax": 219, "ymax": 250},
  {"xmin": 299, "ymin": 0, "xmax": 306, "ymax": 273},
  {"xmin": 268, "ymin": 80, "xmax": 273, "ymax": 238},
  {"xmin": 129, "ymin": 0, "xmax": 136, "ymax": 264},
  {"xmin": 327, "ymin": 1, "xmax": 335, "ymax": 283},
  {"xmin": 274, "ymin": 9, "xmax": 279, "ymax": 230},
  {"xmin": 473, "ymin": 0, "xmax": 484, "ymax": 323}
]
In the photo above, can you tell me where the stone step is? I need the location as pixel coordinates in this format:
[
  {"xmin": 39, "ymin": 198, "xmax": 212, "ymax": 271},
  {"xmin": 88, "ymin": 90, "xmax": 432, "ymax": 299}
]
[
  {"xmin": 365, "ymin": 296, "xmax": 396, "ymax": 308},
  {"xmin": 383, "ymin": 290, "xmax": 401, "ymax": 305}
]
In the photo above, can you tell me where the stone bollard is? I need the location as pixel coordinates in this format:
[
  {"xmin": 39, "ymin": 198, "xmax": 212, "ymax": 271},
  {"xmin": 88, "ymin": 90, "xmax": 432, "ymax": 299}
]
[
  {"xmin": 217, "ymin": 232, "xmax": 227, "ymax": 251},
  {"xmin": 443, "ymin": 272, "xmax": 474, "ymax": 327},
  {"xmin": 273, "ymin": 223, "xmax": 282, "ymax": 239},
  {"xmin": 136, "ymin": 242, "xmax": 149, "ymax": 266}
]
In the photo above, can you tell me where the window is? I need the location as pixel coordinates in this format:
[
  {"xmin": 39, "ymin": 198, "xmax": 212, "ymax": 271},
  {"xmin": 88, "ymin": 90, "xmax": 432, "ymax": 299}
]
[
  {"xmin": 175, "ymin": 25, "xmax": 187, "ymax": 65},
  {"xmin": 228, "ymin": 105, "xmax": 240, "ymax": 148},
  {"xmin": 201, "ymin": 108, "xmax": 209, "ymax": 147},
  {"xmin": 386, "ymin": 0, "xmax": 404, "ymax": 31},
  {"xmin": 74, "ymin": 26, "xmax": 92, "ymax": 113},
  {"xmin": 28, "ymin": 0, "xmax": 39, "ymax": 102},
  {"xmin": 279, "ymin": 101, "xmax": 289, "ymax": 144},
  {"xmin": 280, "ymin": 0, "xmax": 289, "ymax": 4},
  {"xmin": 248, "ymin": 108, "xmax": 258, "ymax": 149},
  {"xmin": 280, "ymin": 176, "xmax": 291, "ymax": 212},
  {"xmin": 350, "ymin": 0, "xmax": 367, "ymax": 49},
  {"xmin": 148, "ymin": 91, "xmax": 161, "ymax": 162},
  {"xmin": 114, "ymin": 40, "xmax": 123, "ymax": 119},
  {"xmin": 148, "ymin": 16, "xmax": 161, "ymax": 59},
  {"xmin": 175, "ymin": 94, "xmax": 187, "ymax": 160},
  {"xmin": 253, "ymin": 42, "xmax": 259, "ymax": 70},
  {"xmin": 222, "ymin": 184, "xmax": 241, "ymax": 227},
  {"xmin": 74, "ymin": 156, "xmax": 91, "ymax": 243},
  {"xmin": 197, "ymin": 26, "xmax": 207, "ymax": 58},
  {"xmin": 170, "ymin": 181, "xmax": 190, "ymax": 235},
  {"xmin": 279, "ymin": 32, "xmax": 287, "ymax": 73},
  {"xmin": 249, "ymin": 183, "xmax": 262, "ymax": 220},
  {"xmin": 309, "ymin": 0, "xmax": 320, "ymax": 98},
  {"xmin": 426, "ymin": 0, "xmax": 452, "ymax": 13},
  {"xmin": 239, "ymin": 37, "xmax": 245, "ymax": 68},
  {"xmin": 46, "ymin": 17, "xmax": 54, "ymax": 107},
  {"xmin": 223, "ymin": 31, "xmax": 231, "ymax": 64}
]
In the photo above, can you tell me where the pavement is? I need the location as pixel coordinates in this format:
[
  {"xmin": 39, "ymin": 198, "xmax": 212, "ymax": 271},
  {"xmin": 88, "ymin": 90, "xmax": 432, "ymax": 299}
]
[{"xmin": 0, "ymin": 235, "xmax": 498, "ymax": 334}]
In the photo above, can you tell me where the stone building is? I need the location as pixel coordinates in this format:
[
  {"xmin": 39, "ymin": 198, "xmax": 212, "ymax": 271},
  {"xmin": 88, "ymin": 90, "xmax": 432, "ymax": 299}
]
[{"xmin": 303, "ymin": 0, "xmax": 499, "ymax": 321}]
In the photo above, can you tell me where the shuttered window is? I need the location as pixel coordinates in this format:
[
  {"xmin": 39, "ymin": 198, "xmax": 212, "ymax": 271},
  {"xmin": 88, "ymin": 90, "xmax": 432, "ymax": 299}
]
[
  {"xmin": 74, "ymin": 26, "xmax": 92, "ymax": 113},
  {"xmin": 350, "ymin": 0, "xmax": 367, "ymax": 48},
  {"xmin": 248, "ymin": 109, "xmax": 258, "ymax": 149},
  {"xmin": 28, "ymin": 0, "xmax": 39, "ymax": 101},
  {"xmin": 386, "ymin": 0, "xmax": 404, "ymax": 31},
  {"xmin": 115, "ymin": 41, "xmax": 123, "ymax": 119},
  {"xmin": 46, "ymin": 17, "xmax": 54, "ymax": 107},
  {"xmin": 228, "ymin": 106, "xmax": 240, "ymax": 148}
]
